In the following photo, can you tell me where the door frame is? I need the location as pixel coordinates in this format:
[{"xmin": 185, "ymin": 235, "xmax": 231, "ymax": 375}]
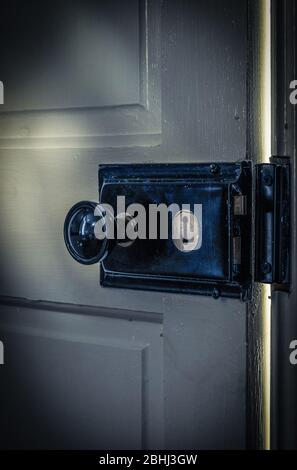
[{"xmin": 271, "ymin": 0, "xmax": 297, "ymax": 450}]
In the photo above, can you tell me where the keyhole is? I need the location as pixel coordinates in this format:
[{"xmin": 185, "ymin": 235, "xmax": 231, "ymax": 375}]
[
  {"xmin": 182, "ymin": 215, "xmax": 195, "ymax": 244},
  {"xmin": 172, "ymin": 209, "xmax": 202, "ymax": 252}
]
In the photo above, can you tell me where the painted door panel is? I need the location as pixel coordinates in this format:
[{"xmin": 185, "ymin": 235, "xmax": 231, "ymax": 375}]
[{"xmin": 0, "ymin": 0, "xmax": 247, "ymax": 449}]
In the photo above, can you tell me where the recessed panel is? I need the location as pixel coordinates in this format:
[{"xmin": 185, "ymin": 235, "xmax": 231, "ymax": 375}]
[{"xmin": 0, "ymin": 0, "xmax": 140, "ymax": 111}]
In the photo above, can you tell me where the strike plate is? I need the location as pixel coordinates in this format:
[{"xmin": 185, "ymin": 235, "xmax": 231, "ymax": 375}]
[{"xmin": 255, "ymin": 157, "xmax": 290, "ymax": 289}]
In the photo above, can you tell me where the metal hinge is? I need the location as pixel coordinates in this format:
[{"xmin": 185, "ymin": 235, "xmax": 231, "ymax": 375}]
[{"xmin": 255, "ymin": 157, "xmax": 290, "ymax": 289}]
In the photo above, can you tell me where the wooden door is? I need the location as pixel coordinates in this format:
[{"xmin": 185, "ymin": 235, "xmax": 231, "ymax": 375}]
[{"xmin": 0, "ymin": 0, "xmax": 250, "ymax": 449}]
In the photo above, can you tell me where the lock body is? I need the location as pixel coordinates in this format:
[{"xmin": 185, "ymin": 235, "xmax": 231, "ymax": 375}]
[
  {"xmin": 98, "ymin": 162, "xmax": 252, "ymax": 300},
  {"xmin": 64, "ymin": 160, "xmax": 290, "ymax": 300}
]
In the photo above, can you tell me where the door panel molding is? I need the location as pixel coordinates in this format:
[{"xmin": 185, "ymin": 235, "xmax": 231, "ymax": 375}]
[
  {"xmin": 0, "ymin": 301, "xmax": 164, "ymax": 449},
  {"xmin": 0, "ymin": 0, "xmax": 161, "ymax": 149},
  {"xmin": 0, "ymin": 296, "xmax": 163, "ymax": 324}
]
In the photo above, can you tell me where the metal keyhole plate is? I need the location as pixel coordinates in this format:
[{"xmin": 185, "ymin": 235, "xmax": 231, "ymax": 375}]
[{"xmin": 172, "ymin": 209, "xmax": 202, "ymax": 252}]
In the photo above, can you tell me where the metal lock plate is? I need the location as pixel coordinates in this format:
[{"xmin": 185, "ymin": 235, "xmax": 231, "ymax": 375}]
[{"xmin": 98, "ymin": 162, "xmax": 252, "ymax": 300}]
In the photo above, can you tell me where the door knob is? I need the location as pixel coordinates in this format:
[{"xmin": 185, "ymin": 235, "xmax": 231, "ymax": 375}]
[
  {"xmin": 64, "ymin": 201, "xmax": 134, "ymax": 265},
  {"xmin": 64, "ymin": 201, "xmax": 112, "ymax": 265}
]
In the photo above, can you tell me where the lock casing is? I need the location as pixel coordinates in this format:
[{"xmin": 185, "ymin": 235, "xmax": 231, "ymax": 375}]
[{"xmin": 99, "ymin": 162, "xmax": 253, "ymax": 300}]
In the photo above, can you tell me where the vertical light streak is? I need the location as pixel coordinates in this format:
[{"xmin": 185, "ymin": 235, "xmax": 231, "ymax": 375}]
[{"xmin": 260, "ymin": 0, "xmax": 271, "ymax": 450}]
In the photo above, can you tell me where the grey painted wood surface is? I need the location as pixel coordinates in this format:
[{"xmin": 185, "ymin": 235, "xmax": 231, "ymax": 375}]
[
  {"xmin": 0, "ymin": 0, "xmax": 141, "ymax": 111},
  {"xmin": 0, "ymin": 302, "xmax": 163, "ymax": 449},
  {"xmin": 0, "ymin": 0, "xmax": 248, "ymax": 449}
]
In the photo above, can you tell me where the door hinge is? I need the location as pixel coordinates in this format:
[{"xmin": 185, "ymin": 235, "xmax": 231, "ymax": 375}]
[{"xmin": 255, "ymin": 157, "xmax": 290, "ymax": 289}]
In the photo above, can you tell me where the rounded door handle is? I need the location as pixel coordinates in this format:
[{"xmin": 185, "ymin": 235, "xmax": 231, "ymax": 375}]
[{"xmin": 64, "ymin": 201, "xmax": 113, "ymax": 265}]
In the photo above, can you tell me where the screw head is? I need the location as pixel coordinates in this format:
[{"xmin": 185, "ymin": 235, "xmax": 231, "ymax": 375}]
[
  {"xmin": 210, "ymin": 163, "xmax": 219, "ymax": 174},
  {"xmin": 263, "ymin": 174, "xmax": 273, "ymax": 186},
  {"xmin": 212, "ymin": 288, "xmax": 221, "ymax": 299}
]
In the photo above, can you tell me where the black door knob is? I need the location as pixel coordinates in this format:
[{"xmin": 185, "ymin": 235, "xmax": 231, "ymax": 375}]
[{"xmin": 64, "ymin": 201, "xmax": 111, "ymax": 265}]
